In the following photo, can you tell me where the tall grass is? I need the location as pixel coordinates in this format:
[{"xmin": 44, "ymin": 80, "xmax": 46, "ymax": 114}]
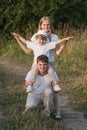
[
  {"xmin": 0, "ymin": 74, "xmax": 65, "ymax": 130},
  {"xmin": 55, "ymin": 27, "xmax": 87, "ymax": 112},
  {"xmin": 0, "ymin": 27, "xmax": 87, "ymax": 129}
]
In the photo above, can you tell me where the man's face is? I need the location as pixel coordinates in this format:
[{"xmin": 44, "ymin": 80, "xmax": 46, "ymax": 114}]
[{"xmin": 37, "ymin": 61, "xmax": 48, "ymax": 75}]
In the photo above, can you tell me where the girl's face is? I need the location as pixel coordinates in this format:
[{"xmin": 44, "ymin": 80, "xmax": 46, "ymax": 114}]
[
  {"xmin": 41, "ymin": 20, "xmax": 51, "ymax": 36},
  {"xmin": 36, "ymin": 36, "xmax": 46, "ymax": 46}
]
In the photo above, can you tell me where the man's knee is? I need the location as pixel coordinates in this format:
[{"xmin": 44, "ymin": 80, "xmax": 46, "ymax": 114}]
[
  {"xmin": 25, "ymin": 103, "xmax": 37, "ymax": 110},
  {"xmin": 26, "ymin": 94, "xmax": 40, "ymax": 109}
]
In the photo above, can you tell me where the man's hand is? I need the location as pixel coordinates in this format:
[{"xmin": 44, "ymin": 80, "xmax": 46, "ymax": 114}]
[{"xmin": 23, "ymin": 81, "xmax": 33, "ymax": 91}]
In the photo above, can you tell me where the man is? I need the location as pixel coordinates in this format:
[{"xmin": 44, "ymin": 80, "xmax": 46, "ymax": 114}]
[{"xmin": 23, "ymin": 55, "xmax": 55, "ymax": 117}]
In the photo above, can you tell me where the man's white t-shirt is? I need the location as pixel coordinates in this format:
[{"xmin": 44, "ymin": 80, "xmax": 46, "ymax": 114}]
[
  {"xmin": 26, "ymin": 41, "xmax": 56, "ymax": 64},
  {"xmin": 31, "ymin": 33, "xmax": 59, "ymax": 62},
  {"xmin": 25, "ymin": 73, "xmax": 53, "ymax": 94}
]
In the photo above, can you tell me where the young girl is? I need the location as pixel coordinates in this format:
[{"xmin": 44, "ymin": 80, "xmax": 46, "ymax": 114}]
[{"xmin": 31, "ymin": 16, "xmax": 65, "ymax": 60}]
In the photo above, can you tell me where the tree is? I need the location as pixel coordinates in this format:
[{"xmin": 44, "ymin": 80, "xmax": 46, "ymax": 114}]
[{"xmin": 0, "ymin": 0, "xmax": 87, "ymax": 38}]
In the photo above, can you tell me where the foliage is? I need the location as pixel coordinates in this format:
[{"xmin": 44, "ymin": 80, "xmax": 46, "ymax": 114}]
[{"xmin": 0, "ymin": 0, "xmax": 87, "ymax": 40}]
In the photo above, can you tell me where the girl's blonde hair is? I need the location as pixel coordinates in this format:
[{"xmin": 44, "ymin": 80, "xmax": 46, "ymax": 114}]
[{"xmin": 38, "ymin": 16, "xmax": 55, "ymax": 33}]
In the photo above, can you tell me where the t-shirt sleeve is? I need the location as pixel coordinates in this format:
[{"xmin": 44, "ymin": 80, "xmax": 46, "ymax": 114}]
[
  {"xmin": 25, "ymin": 71, "xmax": 31, "ymax": 81},
  {"xmin": 26, "ymin": 41, "xmax": 33, "ymax": 49},
  {"xmin": 51, "ymin": 34, "xmax": 60, "ymax": 41},
  {"xmin": 46, "ymin": 42, "xmax": 56, "ymax": 51},
  {"xmin": 31, "ymin": 33, "xmax": 37, "ymax": 42},
  {"xmin": 54, "ymin": 35, "xmax": 59, "ymax": 41}
]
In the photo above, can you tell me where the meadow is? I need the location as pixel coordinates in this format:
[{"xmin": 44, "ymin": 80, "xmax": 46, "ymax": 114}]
[{"xmin": 0, "ymin": 27, "xmax": 87, "ymax": 130}]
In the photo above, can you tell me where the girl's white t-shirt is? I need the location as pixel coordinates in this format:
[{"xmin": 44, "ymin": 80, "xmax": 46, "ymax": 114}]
[
  {"xmin": 26, "ymin": 41, "xmax": 56, "ymax": 64},
  {"xmin": 31, "ymin": 33, "xmax": 59, "ymax": 62}
]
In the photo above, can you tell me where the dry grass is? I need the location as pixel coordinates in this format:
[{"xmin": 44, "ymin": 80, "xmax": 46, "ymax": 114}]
[
  {"xmin": 0, "ymin": 76, "xmax": 65, "ymax": 130},
  {"xmin": 0, "ymin": 27, "xmax": 87, "ymax": 129}
]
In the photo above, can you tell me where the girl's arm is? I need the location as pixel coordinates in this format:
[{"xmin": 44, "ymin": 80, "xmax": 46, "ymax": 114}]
[
  {"xmin": 55, "ymin": 36, "xmax": 74, "ymax": 46},
  {"xmin": 11, "ymin": 32, "xmax": 27, "ymax": 44},
  {"xmin": 55, "ymin": 41, "xmax": 67, "ymax": 56},
  {"xmin": 15, "ymin": 36, "xmax": 32, "ymax": 54}
]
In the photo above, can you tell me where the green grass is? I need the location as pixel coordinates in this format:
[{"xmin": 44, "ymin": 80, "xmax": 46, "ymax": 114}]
[
  {"xmin": 0, "ymin": 28, "xmax": 87, "ymax": 129},
  {"xmin": 57, "ymin": 40, "xmax": 87, "ymax": 113},
  {"xmin": 0, "ymin": 75, "xmax": 65, "ymax": 130},
  {"xmin": 0, "ymin": 39, "xmax": 33, "ymax": 67}
]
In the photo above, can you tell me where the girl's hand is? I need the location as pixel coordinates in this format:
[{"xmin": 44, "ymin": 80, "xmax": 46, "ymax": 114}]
[
  {"xmin": 11, "ymin": 32, "xmax": 19, "ymax": 38},
  {"xmin": 65, "ymin": 36, "xmax": 74, "ymax": 41}
]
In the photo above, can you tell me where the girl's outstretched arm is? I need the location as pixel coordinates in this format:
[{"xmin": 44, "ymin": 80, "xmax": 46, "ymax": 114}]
[
  {"xmin": 55, "ymin": 41, "xmax": 67, "ymax": 55},
  {"xmin": 55, "ymin": 36, "xmax": 74, "ymax": 46},
  {"xmin": 11, "ymin": 32, "xmax": 27, "ymax": 44},
  {"xmin": 13, "ymin": 35, "xmax": 32, "ymax": 54}
]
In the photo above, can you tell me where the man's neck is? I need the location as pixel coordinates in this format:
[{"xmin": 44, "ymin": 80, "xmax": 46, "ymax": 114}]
[{"xmin": 38, "ymin": 71, "xmax": 48, "ymax": 76}]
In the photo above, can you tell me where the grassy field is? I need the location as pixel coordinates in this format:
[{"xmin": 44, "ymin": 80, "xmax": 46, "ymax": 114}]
[
  {"xmin": 0, "ymin": 66, "xmax": 66, "ymax": 130},
  {"xmin": 0, "ymin": 28, "xmax": 87, "ymax": 130}
]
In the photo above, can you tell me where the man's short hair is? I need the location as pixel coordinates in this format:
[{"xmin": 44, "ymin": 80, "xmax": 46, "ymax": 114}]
[{"xmin": 37, "ymin": 55, "xmax": 49, "ymax": 63}]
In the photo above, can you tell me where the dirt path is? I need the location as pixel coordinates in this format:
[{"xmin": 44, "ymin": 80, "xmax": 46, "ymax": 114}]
[{"xmin": 0, "ymin": 57, "xmax": 87, "ymax": 130}]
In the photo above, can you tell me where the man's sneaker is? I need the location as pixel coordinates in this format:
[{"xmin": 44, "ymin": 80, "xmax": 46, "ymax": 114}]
[
  {"xmin": 53, "ymin": 85, "xmax": 61, "ymax": 92},
  {"xmin": 26, "ymin": 86, "xmax": 33, "ymax": 93},
  {"xmin": 54, "ymin": 112, "xmax": 62, "ymax": 120}
]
